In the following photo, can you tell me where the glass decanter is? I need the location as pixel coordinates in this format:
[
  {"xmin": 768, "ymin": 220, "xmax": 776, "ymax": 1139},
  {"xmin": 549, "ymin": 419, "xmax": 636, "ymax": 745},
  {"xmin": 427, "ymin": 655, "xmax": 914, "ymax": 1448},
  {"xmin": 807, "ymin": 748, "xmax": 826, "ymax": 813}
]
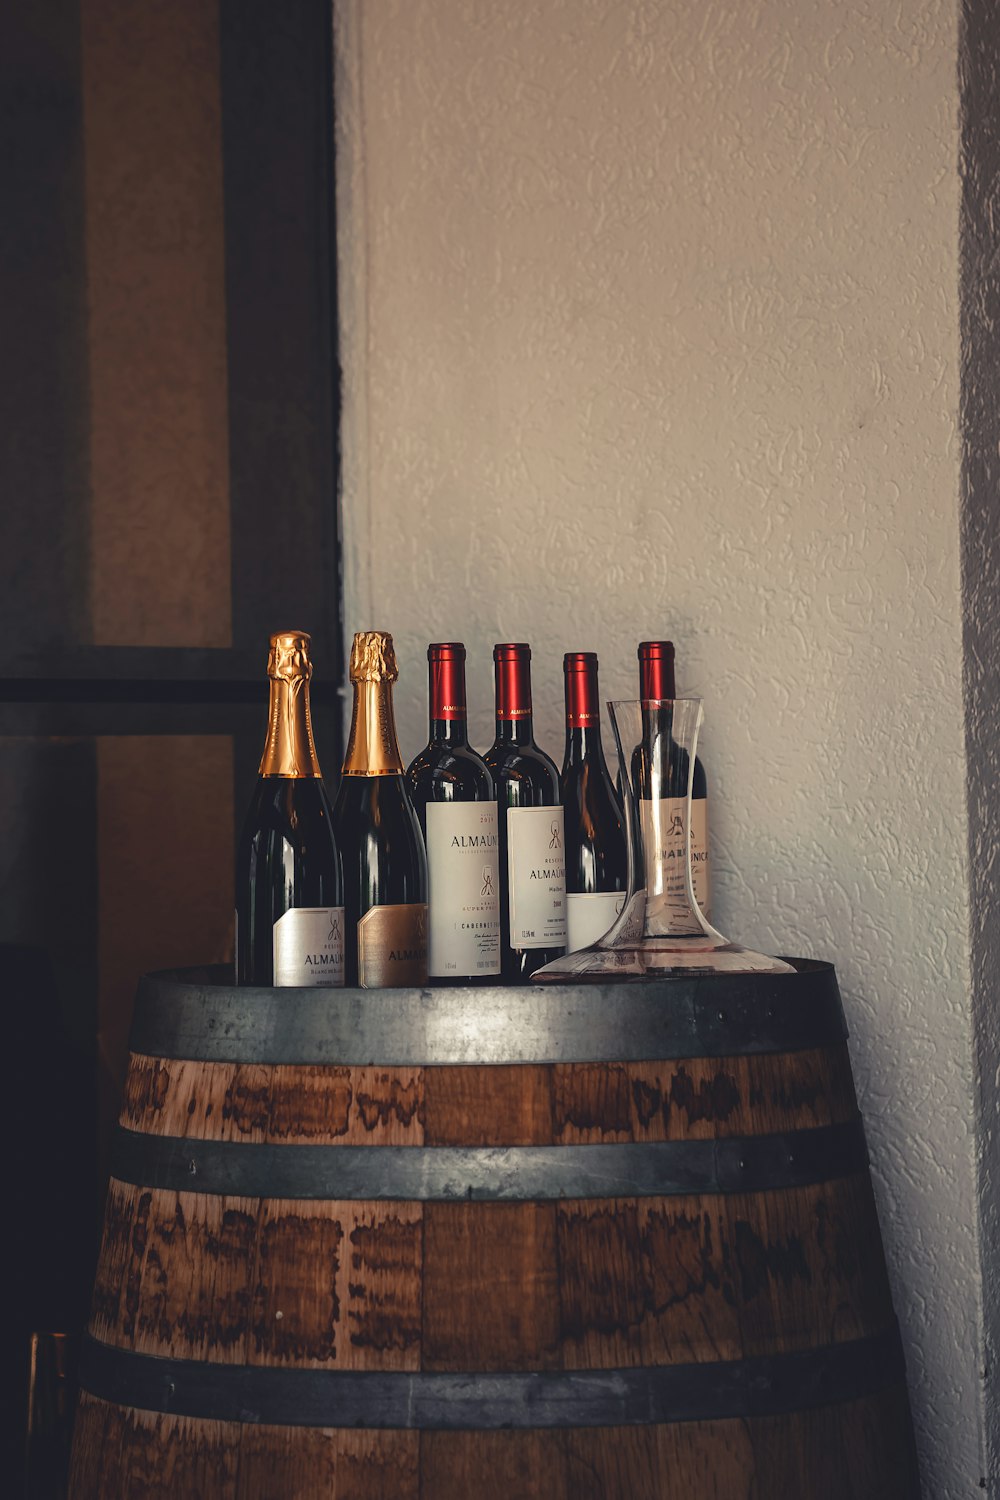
[{"xmin": 533, "ymin": 698, "xmax": 794, "ymax": 979}]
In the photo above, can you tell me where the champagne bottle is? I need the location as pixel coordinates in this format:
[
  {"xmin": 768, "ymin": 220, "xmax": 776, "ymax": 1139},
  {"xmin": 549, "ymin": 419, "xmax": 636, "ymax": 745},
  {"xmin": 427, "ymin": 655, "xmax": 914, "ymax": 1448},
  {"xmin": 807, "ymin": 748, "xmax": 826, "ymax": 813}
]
[
  {"xmin": 633, "ymin": 639, "xmax": 711, "ymax": 926},
  {"xmin": 333, "ymin": 631, "xmax": 428, "ymax": 987},
  {"xmin": 235, "ymin": 630, "xmax": 345, "ymax": 986},
  {"xmin": 406, "ymin": 643, "xmax": 501, "ymax": 983},
  {"xmin": 561, "ymin": 652, "xmax": 627, "ymax": 951},
  {"xmin": 484, "ymin": 643, "xmax": 567, "ymax": 983}
]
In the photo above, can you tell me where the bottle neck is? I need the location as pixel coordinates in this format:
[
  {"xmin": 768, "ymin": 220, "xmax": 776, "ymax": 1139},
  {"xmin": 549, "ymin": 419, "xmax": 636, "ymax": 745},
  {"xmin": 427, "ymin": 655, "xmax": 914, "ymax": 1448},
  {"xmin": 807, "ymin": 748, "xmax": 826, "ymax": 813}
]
[
  {"xmin": 564, "ymin": 723, "xmax": 606, "ymax": 766},
  {"xmin": 564, "ymin": 660, "xmax": 603, "ymax": 763},
  {"xmin": 259, "ymin": 676, "xmax": 322, "ymax": 777},
  {"xmin": 342, "ymin": 679, "xmax": 404, "ymax": 776},
  {"xmin": 639, "ymin": 653, "xmax": 676, "ymax": 700},
  {"xmin": 494, "ymin": 715, "xmax": 535, "ymax": 746},
  {"xmin": 430, "ymin": 717, "xmax": 470, "ymax": 745},
  {"xmin": 494, "ymin": 654, "xmax": 534, "ymax": 744},
  {"xmin": 429, "ymin": 655, "xmax": 469, "ymax": 745}
]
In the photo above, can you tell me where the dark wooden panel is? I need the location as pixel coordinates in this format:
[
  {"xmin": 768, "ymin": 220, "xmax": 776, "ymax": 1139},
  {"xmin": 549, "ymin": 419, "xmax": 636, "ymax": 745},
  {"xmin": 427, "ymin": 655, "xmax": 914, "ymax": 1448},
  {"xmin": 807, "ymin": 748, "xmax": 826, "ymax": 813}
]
[
  {"xmin": 0, "ymin": 647, "xmax": 269, "ymax": 686},
  {"xmin": 0, "ymin": 701, "xmax": 262, "ymax": 738},
  {"xmin": 0, "ymin": 645, "xmax": 343, "ymax": 696},
  {"xmin": 0, "ymin": 739, "xmax": 98, "ymax": 1051},
  {"xmin": 5, "ymin": 9, "xmax": 342, "ymax": 1494},
  {"xmin": 0, "ymin": 734, "xmax": 99, "ymax": 1483},
  {"xmin": 0, "ymin": 0, "xmax": 91, "ymax": 657},
  {"xmin": 81, "ymin": 0, "xmax": 231, "ymax": 651},
  {"xmin": 220, "ymin": 0, "xmax": 342, "ymax": 699},
  {"xmin": 95, "ymin": 735, "xmax": 236, "ymax": 1134}
]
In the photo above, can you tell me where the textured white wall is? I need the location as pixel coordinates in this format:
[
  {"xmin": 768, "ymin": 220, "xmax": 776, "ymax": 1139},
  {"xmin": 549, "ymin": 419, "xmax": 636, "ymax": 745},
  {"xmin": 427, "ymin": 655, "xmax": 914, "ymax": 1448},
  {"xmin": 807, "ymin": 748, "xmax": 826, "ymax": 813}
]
[{"xmin": 334, "ymin": 1, "xmax": 980, "ymax": 1491}]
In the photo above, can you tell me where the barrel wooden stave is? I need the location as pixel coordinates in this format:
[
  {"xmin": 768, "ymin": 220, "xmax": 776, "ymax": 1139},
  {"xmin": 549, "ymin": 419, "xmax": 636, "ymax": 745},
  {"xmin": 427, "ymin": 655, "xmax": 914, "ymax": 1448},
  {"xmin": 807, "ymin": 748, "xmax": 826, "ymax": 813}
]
[
  {"xmin": 86, "ymin": 1174, "xmax": 888, "ymax": 1376},
  {"xmin": 89, "ymin": 1184, "xmax": 423, "ymax": 1371},
  {"xmin": 87, "ymin": 1043, "xmax": 889, "ymax": 1373},
  {"xmin": 71, "ymin": 1392, "xmax": 915, "ymax": 1500},
  {"xmin": 71, "ymin": 1397, "xmax": 241, "ymax": 1498},
  {"xmin": 120, "ymin": 1058, "xmax": 425, "ymax": 1146},
  {"xmin": 70, "ymin": 968, "xmax": 919, "ymax": 1499},
  {"xmin": 71, "ymin": 1394, "xmax": 417, "ymax": 1500},
  {"xmin": 118, "ymin": 1050, "xmax": 859, "ymax": 1147}
]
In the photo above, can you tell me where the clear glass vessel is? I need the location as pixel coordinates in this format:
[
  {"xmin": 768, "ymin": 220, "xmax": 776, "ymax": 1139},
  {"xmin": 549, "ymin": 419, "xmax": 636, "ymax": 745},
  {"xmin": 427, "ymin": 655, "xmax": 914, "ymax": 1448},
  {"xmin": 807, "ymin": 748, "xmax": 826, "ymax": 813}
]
[{"xmin": 533, "ymin": 699, "xmax": 793, "ymax": 979}]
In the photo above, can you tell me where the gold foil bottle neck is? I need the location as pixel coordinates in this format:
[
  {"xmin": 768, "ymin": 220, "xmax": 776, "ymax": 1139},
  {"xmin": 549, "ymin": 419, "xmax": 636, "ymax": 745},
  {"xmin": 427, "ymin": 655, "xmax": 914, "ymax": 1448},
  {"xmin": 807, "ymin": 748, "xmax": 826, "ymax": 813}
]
[
  {"xmin": 268, "ymin": 630, "xmax": 313, "ymax": 683},
  {"xmin": 350, "ymin": 631, "xmax": 399, "ymax": 684},
  {"xmin": 342, "ymin": 631, "xmax": 405, "ymax": 776},
  {"xmin": 259, "ymin": 630, "xmax": 322, "ymax": 778}
]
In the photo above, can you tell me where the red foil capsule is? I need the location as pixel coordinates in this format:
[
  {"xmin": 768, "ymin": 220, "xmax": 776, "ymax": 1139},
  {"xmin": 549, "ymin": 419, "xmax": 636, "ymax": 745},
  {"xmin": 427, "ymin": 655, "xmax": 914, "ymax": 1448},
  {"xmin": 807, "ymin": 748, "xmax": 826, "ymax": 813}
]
[
  {"xmin": 428, "ymin": 642, "xmax": 467, "ymax": 721},
  {"xmin": 637, "ymin": 640, "xmax": 677, "ymax": 701},
  {"xmin": 563, "ymin": 652, "xmax": 601, "ymax": 728},
  {"xmin": 493, "ymin": 643, "xmax": 532, "ymax": 720}
]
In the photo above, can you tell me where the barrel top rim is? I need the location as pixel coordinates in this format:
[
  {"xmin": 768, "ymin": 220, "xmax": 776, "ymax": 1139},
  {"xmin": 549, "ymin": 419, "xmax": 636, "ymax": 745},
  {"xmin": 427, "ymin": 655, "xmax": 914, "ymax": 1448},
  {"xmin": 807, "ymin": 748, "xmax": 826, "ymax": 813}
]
[
  {"xmin": 141, "ymin": 957, "xmax": 836, "ymax": 999},
  {"xmin": 128, "ymin": 960, "xmax": 846, "ymax": 1065}
]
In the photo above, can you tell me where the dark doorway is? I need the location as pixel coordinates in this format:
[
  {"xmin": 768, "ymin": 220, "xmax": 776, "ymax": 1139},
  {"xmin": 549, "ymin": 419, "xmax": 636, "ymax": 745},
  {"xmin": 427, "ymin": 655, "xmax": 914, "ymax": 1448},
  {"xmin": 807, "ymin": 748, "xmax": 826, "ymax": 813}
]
[{"xmin": 0, "ymin": 1, "xmax": 342, "ymax": 1486}]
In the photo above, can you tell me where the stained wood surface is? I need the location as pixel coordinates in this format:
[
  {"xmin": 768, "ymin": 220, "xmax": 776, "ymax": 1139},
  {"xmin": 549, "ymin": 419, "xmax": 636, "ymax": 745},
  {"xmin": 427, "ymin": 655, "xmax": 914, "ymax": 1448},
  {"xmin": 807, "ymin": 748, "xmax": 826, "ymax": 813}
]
[
  {"xmin": 88, "ymin": 1172, "xmax": 887, "ymax": 1373},
  {"xmin": 71, "ymin": 1024, "xmax": 916, "ymax": 1498},
  {"xmin": 70, "ymin": 1389, "xmax": 917, "ymax": 1500},
  {"xmin": 121, "ymin": 1059, "xmax": 425, "ymax": 1145},
  {"xmin": 89, "ymin": 1185, "xmax": 423, "ymax": 1369},
  {"xmin": 98, "ymin": 1042, "xmax": 884, "ymax": 1368},
  {"xmin": 119, "ymin": 1048, "xmax": 857, "ymax": 1145}
]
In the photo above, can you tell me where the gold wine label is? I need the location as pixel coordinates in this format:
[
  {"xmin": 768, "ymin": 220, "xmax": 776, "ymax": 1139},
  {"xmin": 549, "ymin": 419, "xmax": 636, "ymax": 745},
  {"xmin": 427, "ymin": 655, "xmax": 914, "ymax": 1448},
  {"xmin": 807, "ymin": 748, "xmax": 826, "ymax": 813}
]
[
  {"xmin": 259, "ymin": 630, "xmax": 323, "ymax": 778},
  {"xmin": 342, "ymin": 631, "xmax": 405, "ymax": 776},
  {"xmin": 357, "ymin": 903, "xmax": 428, "ymax": 987}
]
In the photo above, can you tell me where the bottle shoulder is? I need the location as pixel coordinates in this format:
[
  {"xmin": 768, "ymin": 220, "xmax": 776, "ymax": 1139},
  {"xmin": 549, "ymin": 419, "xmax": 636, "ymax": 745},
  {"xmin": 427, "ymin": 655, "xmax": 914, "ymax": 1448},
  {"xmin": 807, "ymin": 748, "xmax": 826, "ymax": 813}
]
[
  {"xmin": 333, "ymin": 772, "xmax": 428, "ymax": 897},
  {"xmin": 334, "ymin": 771, "xmax": 419, "ymax": 813},
  {"xmin": 631, "ymin": 743, "xmax": 708, "ymax": 800},
  {"xmin": 485, "ymin": 741, "xmax": 560, "ymax": 805},
  {"xmin": 561, "ymin": 758, "xmax": 624, "ymax": 814},
  {"xmin": 406, "ymin": 742, "xmax": 494, "ymax": 800},
  {"xmin": 235, "ymin": 777, "xmax": 343, "ymax": 912},
  {"xmin": 238, "ymin": 775, "xmax": 337, "ymax": 846},
  {"xmin": 485, "ymin": 739, "xmax": 560, "ymax": 777}
]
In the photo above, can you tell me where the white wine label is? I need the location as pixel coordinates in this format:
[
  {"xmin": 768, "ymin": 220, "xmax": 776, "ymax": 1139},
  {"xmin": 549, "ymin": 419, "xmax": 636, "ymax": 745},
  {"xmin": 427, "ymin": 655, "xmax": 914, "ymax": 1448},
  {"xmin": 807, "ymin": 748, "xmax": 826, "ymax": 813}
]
[
  {"xmin": 690, "ymin": 796, "xmax": 711, "ymax": 918},
  {"xmin": 640, "ymin": 796, "xmax": 711, "ymax": 936},
  {"xmin": 357, "ymin": 903, "xmax": 428, "ymax": 987},
  {"xmin": 507, "ymin": 805, "xmax": 568, "ymax": 950},
  {"xmin": 566, "ymin": 890, "xmax": 626, "ymax": 952},
  {"xmin": 426, "ymin": 801, "xmax": 501, "ymax": 978},
  {"xmin": 272, "ymin": 906, "xmax": 345, "ymax": 987}
]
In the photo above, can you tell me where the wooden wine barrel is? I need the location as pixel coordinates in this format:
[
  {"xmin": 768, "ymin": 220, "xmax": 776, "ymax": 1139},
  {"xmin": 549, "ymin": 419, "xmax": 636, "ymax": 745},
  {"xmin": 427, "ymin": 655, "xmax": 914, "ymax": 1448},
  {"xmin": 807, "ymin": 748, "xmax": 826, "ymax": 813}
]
[{"xmin": 69, "ymin": 963, "xmax": 919, "ymax": 1500}]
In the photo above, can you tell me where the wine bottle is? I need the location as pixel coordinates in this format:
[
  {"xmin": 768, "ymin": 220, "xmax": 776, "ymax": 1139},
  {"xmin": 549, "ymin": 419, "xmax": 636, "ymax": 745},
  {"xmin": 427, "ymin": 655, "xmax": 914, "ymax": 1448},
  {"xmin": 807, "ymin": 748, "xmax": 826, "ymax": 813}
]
[
  {"xmin": 333, "ymin": 631, "xmax": 428, "ymax": 987},
  {"xmin": 633, "ymin": 639, "xmax": 711, "ymax": 927},
  {"xmin": 561, "ymin": 652, "xmax": 628, "ymax": 951},
  {"xmin": 484, "ymin": 643, "xmax": 567, "ymax": 983},
  {"xmin": 406, "ymin": 643, "xmax": 501, "ymax": 984},
  {"xmin": 235, "ymin": 630, "xmax": 345, "ymax": 986}
]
